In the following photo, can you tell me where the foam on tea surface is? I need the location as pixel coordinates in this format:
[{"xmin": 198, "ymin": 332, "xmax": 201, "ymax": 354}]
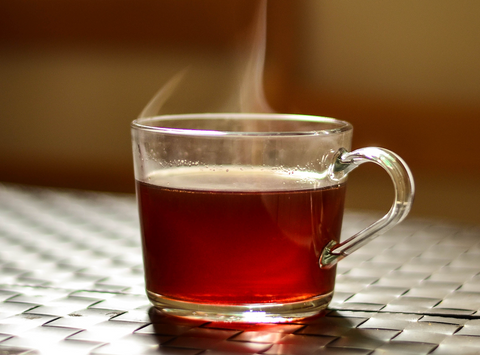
[{"xmin": 145, "ymin": 166, "xmax": 333, "ymax": 192}]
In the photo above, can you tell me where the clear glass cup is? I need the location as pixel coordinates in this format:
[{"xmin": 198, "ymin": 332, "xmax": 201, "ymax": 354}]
[{"xmin": 131, "ymin": 113, "xmax": 414, "ymax": 323}]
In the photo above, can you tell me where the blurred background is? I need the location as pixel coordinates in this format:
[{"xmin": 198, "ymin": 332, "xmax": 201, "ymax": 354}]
[{"xmin": 1, "ymin": 0, "xmax": 479, "ymax": 224}]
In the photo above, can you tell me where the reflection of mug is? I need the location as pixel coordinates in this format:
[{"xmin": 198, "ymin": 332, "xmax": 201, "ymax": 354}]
[{"xmin": 131, "ymin": 113, "xmax": 414, "ymax": 323}]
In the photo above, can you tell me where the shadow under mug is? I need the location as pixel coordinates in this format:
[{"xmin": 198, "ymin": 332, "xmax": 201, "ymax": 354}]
[{"xmin": 131, "ymin": 113, "xmax": 414, "ymax": 323}]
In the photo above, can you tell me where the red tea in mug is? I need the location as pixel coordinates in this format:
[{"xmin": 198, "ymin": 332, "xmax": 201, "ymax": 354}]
[
  {"xmin": 137, "ymin": 167, "xmax": 345, "ymax": 305},
  {"xmin": 132, "ymin": 113, "xmax": 414, "ymax": 322}
]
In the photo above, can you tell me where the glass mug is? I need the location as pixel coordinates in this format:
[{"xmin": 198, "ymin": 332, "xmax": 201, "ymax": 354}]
[{"xmin": 131, "ymin": 113, "xmax": 414, "ymax": 323}]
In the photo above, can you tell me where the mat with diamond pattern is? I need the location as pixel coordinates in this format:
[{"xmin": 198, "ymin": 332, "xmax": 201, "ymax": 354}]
[{"xmin": 0, "ymin": 183, "xmax": 479, "ymax": 354}]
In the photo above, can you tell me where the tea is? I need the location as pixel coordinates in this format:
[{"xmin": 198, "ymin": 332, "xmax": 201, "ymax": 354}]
[{"xmin": 136, "ymin": 167, "xmax": 346, "ymax": 305}]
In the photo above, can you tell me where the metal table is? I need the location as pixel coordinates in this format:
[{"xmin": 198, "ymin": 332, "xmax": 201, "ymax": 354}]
[{"xmin": 0, "ymin": 183, "xmax": 479, "ymax": 354}]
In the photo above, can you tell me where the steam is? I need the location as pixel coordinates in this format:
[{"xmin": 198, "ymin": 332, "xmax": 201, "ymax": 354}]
[
  {"xmin": 231, "ymin": 0, "xmax": 273, "ymax": 113},
  {"xmin": 139, "ymin": 0, "xmax": 272, "ymax": 119},
  {"xmin": 138, "ymin": 69, "xmax": 188, "ymax": 119}
]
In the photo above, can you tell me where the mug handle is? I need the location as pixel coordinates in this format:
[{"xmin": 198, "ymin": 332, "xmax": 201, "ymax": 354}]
[{"xmin": 319, "ymin": 147, "xmax": 415, "ymax": 269}]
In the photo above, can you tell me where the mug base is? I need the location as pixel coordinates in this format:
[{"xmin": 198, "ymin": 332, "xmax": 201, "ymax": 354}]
[{"xmin": 147, "ymin": 290, "xmax": 333, "ymax": 323}]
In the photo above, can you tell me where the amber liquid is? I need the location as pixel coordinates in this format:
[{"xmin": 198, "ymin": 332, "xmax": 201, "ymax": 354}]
[{"xmin": 136, "ymin": 167, "xmax": 345, "ymax": 305}]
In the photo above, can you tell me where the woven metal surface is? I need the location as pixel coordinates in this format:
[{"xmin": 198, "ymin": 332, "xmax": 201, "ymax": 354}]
[{"xmin": 0, "ymin": 183, "xmax": 479, "ymax": 354}]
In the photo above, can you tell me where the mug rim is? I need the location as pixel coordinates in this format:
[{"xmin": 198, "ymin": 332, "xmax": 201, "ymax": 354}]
[{"xmin": 131, "ymin": 113, "xmax": 352, "ymax": 137}]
